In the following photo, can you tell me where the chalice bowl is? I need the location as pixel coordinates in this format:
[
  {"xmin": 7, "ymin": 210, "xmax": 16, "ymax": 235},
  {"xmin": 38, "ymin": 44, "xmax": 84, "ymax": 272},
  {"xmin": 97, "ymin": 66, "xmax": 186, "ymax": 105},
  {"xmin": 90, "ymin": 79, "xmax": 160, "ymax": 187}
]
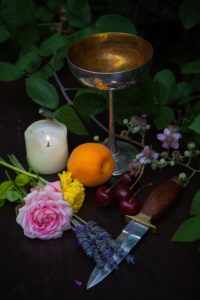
[{"xmin": 67, "ymin": 33, "xmax": 153, "ymax": 175}]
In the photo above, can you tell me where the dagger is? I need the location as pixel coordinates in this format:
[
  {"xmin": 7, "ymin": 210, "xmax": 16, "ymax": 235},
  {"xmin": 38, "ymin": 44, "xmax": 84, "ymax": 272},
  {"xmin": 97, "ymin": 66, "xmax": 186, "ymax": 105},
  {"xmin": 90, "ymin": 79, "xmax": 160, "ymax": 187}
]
[{"xmin": 87, "ymin": 177, "xmax": 182, "ymax": 289}]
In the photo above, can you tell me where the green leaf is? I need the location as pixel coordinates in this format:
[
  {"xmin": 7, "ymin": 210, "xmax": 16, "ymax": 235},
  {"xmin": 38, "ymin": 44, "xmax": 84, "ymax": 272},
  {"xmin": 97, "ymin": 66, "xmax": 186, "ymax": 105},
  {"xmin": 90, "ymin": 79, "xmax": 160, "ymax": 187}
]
[
  {"xmin": 6, "ymin": 190, "xmax": 20, "ymax": 202},
  {"xmin": 34, "ymin": 6, "xmax": 54, "ymax": 22},
  {"xmin": 0, "ymin": 25, "xmax": 11, "ymax": 43},
  {"xmin": 154, "ymin": 106, "xmax": 174, "ymax": 129},
  {"xmin": 189, "ymin": 114, "xmax": 200, "ymax": 133},
  {"xmin": 0, "ymin": 181, "xmax": 13, "ymax": 200},
  {"xmin": 96, "ymin": 14, "xmax": 137, "ymax": 34},
  {"xmin": 132, "ymin": 74, "xmax": 154, "ymax": 114},
  {"xmin": 67, "ymin": 0, "xmax": 91, "ymax": 28},
  {"xmin": 191, "ymin": 102, "xmax": 200, "ymax": 116},
  {"xmin": 175, "ymin": 82, "xmax": 192, "ymax": 105},
  {"xmin": 153, "ymin": 80, "xmax": 166, "ymax": 104},
  {"xmin": 179, "ymin": 0, "xmax": 200, "ymax": 29},
  {"xmin": 74, "ymin": 89, "xmax": 106, "ymax": 121},
  {"xmin": 34, "ymin": 64, "xmax": 54, "ymax": 80},
  {"xmin": 172, "ymin": 216, "xmax": 200, "ymax": 242},
  {"xmin": 39, "ymin": 33, "xmax": 70, "ymax": 57},
  {"xmin": 0, "ymin": 0, "xmax": 39, "ymax": 46},
  {"xmin": 191, "ymin": 75, "xmax": 200, "ymax": 92},
  {"xmin": 0, "ymin": 61, "xmax": 22, "ymax": 81},
  {"xmin": 68, "ymin": 25, "xmax": 101, "ymax": 43},
  {"xmin": 25, "ymin": 76, "xmax": 59, "ymax": 109},
  {"xmin": 75, "ymin": 88, "xmax": 107, "ymax": 99},
  {"xmin": 15, "ymin": 174, "xmax": 30, "ymax": 187},
  {"xmin": 114, "ymin": 88, "xmax": 138, "ymax": 124},
  {"xmin": 55, "ymin": 105, "xmax": 88, "ymax": 135},
  {"xmin": 0, "ymin": 199, "xmax": 5, "ymax": 208},
  {"xmin": 191, "ymin": 191, "xmax": 200, "ymax": 215},
  {"xmin": 153, "ymin": 69, "xmax": 176, "ymax": 105},
  {"xmin": 181, "ymin": 59, "xmax": 200, "ymax": 74},
  {"xmin": 15, "ymin": 50, "xmax": 40, "ymax": 73}
]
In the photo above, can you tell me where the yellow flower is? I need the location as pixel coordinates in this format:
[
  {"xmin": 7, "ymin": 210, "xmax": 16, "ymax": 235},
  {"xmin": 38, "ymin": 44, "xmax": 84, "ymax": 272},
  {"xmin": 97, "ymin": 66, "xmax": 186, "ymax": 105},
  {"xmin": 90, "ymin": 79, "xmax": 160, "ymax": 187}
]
[{"xmin": 59, "ymin": 171, "xmax": 85, "ymax": 213}]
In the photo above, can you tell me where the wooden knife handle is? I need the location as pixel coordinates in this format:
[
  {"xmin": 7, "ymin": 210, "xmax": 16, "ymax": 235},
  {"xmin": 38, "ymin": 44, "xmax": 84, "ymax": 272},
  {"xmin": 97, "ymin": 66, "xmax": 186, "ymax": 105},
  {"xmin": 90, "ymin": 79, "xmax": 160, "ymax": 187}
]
[
  {"xmin": 126, "ymin": 177, "xmax": 182, "ymax": 231},
  {"xmin": 140, "ymin": 177, "xmax": 182, "ymax": 222}
]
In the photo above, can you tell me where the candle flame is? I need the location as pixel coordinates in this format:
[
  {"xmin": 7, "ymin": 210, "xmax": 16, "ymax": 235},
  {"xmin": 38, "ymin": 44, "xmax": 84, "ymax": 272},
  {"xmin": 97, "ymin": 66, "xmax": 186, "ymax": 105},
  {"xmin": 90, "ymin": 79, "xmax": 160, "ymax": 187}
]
[{"xmin": 46, "ymin": 135, "xmax": 50, "ymax": 142}]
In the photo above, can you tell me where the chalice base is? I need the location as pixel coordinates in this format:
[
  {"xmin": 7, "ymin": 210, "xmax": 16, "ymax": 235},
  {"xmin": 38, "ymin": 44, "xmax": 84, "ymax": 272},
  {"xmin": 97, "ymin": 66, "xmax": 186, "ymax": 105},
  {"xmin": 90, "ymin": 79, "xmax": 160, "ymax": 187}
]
[{"xmin": 104, "ymin": 139, "xmax": 138, "ymax": 176}]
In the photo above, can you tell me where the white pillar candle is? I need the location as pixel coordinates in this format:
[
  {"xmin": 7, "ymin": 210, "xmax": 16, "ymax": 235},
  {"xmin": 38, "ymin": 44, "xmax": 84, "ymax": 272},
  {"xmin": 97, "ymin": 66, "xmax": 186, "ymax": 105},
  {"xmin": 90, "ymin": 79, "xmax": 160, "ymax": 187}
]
[{"xmin": 24, "ymin": 119, "xmax": 68, "ymax": 175}]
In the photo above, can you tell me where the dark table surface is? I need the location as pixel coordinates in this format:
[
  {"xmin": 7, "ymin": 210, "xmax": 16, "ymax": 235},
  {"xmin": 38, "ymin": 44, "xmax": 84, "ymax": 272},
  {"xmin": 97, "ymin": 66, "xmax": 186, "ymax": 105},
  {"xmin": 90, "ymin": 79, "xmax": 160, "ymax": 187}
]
[{"xmin": 0, "ymin": 72, "xmax": 199, "ymax": 300}]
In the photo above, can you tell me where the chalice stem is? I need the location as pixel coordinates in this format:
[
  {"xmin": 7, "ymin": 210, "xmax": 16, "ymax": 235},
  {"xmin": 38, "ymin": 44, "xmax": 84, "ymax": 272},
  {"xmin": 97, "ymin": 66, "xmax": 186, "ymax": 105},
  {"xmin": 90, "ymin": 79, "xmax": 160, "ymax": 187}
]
[{"xmin": 108, "ymin": 90, "xmax": 117, "ymax": 155}]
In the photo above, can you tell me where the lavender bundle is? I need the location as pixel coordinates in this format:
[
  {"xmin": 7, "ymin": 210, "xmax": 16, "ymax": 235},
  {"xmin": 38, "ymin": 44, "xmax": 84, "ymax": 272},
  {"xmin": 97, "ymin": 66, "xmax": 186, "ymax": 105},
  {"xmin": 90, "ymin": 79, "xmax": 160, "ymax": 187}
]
[{"xmin": 71, "ymin": 215, "xmax": 134, "ymax": 269}]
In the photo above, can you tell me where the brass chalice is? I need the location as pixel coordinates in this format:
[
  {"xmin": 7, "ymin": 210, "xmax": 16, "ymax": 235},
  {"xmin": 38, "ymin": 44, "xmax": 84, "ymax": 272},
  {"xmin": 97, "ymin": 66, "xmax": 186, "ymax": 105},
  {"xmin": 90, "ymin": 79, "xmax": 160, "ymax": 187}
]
[{"xmin": 67, "ymin": 32, "xmax": 153, "ymax": 175}]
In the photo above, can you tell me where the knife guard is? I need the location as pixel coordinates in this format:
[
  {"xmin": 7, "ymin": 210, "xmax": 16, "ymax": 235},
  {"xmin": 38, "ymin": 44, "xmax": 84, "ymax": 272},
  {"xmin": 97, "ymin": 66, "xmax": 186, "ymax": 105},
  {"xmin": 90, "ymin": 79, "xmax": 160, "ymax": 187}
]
[{"xmin": 125, "ymin": 177, "xmax": 182, "ymax": 233}]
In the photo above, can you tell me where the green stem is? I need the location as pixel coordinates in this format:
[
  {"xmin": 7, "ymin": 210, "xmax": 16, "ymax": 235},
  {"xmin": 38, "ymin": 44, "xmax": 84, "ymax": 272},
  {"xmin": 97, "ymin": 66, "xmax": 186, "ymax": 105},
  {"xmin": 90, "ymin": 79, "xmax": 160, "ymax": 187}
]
[
  {"xmin": 0, "ymin": 161, "xmax": 47, "ymax": 184},
  {"xmin": 130, "ymin": 183, "xmax": 152, "ymax": 202},
  {"xmin": 130, "ymin": 166, "xmax": 145, "ymax": 190},
  {"xmin": 73, "ymin": 214, "xmax": 87, "ymax": 224}
]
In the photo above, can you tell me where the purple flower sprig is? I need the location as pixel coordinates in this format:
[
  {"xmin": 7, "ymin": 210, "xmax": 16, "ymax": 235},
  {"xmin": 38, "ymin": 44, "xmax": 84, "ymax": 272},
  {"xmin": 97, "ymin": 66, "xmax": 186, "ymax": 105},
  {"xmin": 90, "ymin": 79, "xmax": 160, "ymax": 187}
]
[
  {"xmin": 71, "ymin": 215, "xmax": 134, "ymax": 270},
  {"xmin": 157, "ymin": 127, "xmax": 182, "ymax": 150}
]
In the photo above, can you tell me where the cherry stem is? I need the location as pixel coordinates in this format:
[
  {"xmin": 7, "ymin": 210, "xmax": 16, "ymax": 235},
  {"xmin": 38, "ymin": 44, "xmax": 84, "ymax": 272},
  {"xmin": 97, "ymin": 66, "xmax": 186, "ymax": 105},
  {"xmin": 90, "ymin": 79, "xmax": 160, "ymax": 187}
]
[
  {"xmin": 106, "ymin": 171, "xmax": 136, "ymax": 192},
  {"xmin": 129, "ymin": 183, "xmax": 152, "ymax": 203},
  {"xmin": 130, "ymin": 166, "xmax": 145, "ymax": 190}
]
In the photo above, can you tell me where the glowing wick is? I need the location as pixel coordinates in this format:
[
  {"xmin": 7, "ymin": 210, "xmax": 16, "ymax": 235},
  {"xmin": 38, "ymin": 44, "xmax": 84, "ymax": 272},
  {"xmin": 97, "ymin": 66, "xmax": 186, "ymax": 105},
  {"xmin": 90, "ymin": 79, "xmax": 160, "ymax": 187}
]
[{"xmin": 46, "ymin": 135, "xmax": 50, "ymax": 147}]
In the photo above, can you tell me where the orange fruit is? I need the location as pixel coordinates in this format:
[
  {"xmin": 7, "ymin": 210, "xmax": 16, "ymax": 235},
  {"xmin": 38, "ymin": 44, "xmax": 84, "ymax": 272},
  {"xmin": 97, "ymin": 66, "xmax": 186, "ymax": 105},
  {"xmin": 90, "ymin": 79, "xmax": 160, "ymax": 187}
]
[{"xmin": 67, "ymin": 143, "xmax": 115, "ymax": 187}]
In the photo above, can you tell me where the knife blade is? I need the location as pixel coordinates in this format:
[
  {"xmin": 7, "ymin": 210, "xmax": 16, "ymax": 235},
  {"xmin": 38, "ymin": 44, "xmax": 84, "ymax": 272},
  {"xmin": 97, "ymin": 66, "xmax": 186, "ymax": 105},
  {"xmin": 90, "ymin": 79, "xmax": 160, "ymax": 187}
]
[{"xmin": 87, "ymin": 177, "xmax": 182, "ymax": 289}]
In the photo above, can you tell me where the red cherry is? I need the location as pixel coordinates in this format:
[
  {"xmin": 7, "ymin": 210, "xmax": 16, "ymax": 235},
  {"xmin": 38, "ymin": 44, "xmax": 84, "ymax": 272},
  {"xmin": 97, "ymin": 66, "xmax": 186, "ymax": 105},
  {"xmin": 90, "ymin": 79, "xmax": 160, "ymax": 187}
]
[
  {"xmin": 120, "ymin": 172, "xmax": 134, "ymax": 185},
  {"xmin": 119, "ymin": 197, "xmax": 141, "ymax": 215},
  {"xmin": 114, "ymin": 183, "xmax": 132, "ymax": 203},
  {"xmin": 96, "ymin": 185, "xmax": 114, "ymax": 207}
]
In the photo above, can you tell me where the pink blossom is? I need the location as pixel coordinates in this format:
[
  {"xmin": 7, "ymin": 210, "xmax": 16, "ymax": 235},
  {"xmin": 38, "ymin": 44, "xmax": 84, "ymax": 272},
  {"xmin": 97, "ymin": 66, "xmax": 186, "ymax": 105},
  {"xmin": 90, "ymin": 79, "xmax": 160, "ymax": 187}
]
[
  {"xmin": 74, "ymin": 280, "xmax": 82, "ymax": 286},
  {"xmin": 131, "ymin": 115, "xmax": 147, "ymax": 126},
  {"xmin": 16, "ymin": 189, "xmax": 72, "ymax": 239},
  {"xmin": 157, "ymin": 128, "xmax": 182, "ymax": 149},
  {"xmin": 139, "ymin": 146, "xmax": 158, "ymax": 164}
]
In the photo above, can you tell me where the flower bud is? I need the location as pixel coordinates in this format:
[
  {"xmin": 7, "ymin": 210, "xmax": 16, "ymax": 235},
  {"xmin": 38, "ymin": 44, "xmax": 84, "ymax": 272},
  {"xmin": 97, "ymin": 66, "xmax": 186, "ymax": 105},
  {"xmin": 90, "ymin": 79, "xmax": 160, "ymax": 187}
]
[
  {"xmin": 123, "ymin": 119, "xmax": 129, "ymax": 125},
  {"xmin": 195, "ymin": 150, "xmax": 200, "ymax": 155},
  {"xmin": 160, "ymin": 151, "xmax": 168, "ymax": 158},
  {"xmin": 172, "ymin": 151, "xmax": 181, "ymax": 160},
  {"xmin": 178, "ymin": 172, "xmax": 187, "ymax": 180},
  {"xmin": 184, "ymin": 150, "xmax": 191, "ymax": 157},
  {"xmin": 187, "ymin": 142, "xmax": 195, "ymax": 150},
  {"xmin": 159, "ymin": 158, "xmax": 166, "ymax": 165},
  {"xmin": 93, "ymin": 135, "xmax": 100, "ymax": 142},
  {"xmin": 135, "ymin": 154, "xmax": 141, "ymax": 160},
  {"xmin": 170, "ymin": 160, "xmax": 175, "ymax": 166}
]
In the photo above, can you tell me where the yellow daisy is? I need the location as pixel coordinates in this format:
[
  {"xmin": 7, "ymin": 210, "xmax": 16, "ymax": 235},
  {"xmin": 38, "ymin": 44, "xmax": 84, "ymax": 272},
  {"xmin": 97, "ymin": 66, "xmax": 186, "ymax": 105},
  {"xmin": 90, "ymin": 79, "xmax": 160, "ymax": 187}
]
[{"xmin": 59, "ymin": 171, "xmax": 85, "ymax": 213}]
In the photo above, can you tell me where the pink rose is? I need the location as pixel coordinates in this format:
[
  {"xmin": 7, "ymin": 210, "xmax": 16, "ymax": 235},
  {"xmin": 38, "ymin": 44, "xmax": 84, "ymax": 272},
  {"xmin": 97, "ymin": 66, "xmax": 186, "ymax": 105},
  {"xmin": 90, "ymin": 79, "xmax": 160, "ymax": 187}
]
[
  {"xmin": 16, "ymin": 189, "xmax": 72, "ymax": 240},
  {"xmin": 31, "ymin": 181, "xmax": 62, "ymax": 193}
]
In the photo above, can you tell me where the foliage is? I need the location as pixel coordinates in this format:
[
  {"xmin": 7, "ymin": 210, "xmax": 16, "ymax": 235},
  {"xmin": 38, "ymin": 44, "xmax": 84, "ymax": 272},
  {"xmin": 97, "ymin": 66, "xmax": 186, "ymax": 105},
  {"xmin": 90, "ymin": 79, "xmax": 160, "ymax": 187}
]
[
  {"xmin": 0, "ymin": 0, "xmax": 199, "ymax": 138},
  {"xmin": 172, "ymin": 190, "xmax": 200, "ymax": 252},
  {"xmin": 0, "ymin": 0, "xmax": 200, "ymax": 247}
]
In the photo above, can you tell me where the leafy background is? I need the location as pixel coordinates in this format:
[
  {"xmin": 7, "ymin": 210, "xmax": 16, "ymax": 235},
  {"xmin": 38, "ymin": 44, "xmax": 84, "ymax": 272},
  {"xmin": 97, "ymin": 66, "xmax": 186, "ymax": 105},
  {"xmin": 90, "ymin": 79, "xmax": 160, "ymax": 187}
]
[{"xmin": 0, "ymin": 0, "xmax": 200, "ymax": 246}]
